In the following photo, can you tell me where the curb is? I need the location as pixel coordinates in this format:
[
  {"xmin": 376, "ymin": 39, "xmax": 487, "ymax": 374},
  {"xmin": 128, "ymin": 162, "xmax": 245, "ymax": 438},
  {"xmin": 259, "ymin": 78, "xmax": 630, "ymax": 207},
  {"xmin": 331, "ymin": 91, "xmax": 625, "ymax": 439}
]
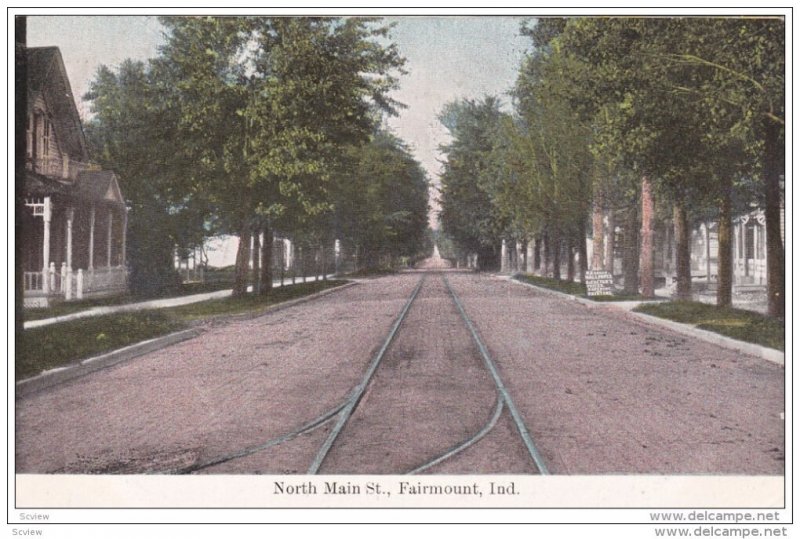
[
  {"xmin": 199, "ymin": 281, "xmax": 358, "ymax": 326},
  {"xmin": 16, "ymin": 328, "xmax": 204, "ymax": 398},
  {"xmin": 504, "ymin": 275, "xmax": 784, "ymax": 366},
  {"xmin": 16, "ymin": 281, "xmax": 359, "ymax": 398}
]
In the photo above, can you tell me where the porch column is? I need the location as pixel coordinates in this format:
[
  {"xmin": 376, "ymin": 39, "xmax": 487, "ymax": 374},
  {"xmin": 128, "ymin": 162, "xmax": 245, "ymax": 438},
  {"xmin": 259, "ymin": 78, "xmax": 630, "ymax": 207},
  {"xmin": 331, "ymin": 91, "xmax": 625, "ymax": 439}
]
[
  {"xmin": 107, "ymin": 209, "xmax": 113, "ymax": 267},
  {"xmin": 66, "ymin": 207, "xmax": 74, "ymax": 270},
  {"xmin": 88, "ymin": 205, "xmax": 95, "ymax": 271},
  {"xmin": 42, "ymin": 197, "xmax": 52, "ymax": 294},
  {"xmin": 65, "ymin": 207, "xmax": 74, "ymax": 300}
]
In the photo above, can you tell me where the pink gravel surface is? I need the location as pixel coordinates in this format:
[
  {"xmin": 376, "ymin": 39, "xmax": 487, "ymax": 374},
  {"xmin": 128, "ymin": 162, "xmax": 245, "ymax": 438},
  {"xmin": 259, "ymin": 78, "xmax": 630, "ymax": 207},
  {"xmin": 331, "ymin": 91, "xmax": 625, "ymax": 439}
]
[
  {"xmin": 16, "ymin": 275, "xmax": 421, "ymax": 474},
  {"xmin": 446, "ymin": 273, "xmax": 785, "ymax": 474},
  {"xmin": 317, "ymin": 275, "xmax": 507, "ymax": 474},
  {"xmin": 16, "ymin": 271, "xmax": 784, "ymax": 475}
]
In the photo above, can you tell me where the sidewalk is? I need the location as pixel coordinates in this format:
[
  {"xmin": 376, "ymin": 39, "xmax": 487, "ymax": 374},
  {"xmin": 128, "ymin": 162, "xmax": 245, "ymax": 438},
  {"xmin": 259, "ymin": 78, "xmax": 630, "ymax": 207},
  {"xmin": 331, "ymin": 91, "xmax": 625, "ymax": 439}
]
[
  {"xmin": 24, "ymin": 274, "xmax": 335, "ymax": 330},
  {"xmin": 503, "ymin": 274, "xmax": 784, "ymax": 366}
]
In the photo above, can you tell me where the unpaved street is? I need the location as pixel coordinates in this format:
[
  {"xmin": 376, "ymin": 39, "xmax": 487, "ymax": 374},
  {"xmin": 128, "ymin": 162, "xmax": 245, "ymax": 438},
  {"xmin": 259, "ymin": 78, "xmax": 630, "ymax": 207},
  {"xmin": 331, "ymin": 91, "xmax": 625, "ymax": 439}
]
[{"xmin": 16, "ymin": 271, "xmax": 784, "ymax": 475}]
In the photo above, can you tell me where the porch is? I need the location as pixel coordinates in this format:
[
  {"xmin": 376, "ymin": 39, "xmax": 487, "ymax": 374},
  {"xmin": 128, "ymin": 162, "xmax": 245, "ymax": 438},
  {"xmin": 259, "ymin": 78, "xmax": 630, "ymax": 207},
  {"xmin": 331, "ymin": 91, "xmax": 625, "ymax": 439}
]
[{"xmin": 23, "ymin": 187, "xmax": 128, "ymax": 308}]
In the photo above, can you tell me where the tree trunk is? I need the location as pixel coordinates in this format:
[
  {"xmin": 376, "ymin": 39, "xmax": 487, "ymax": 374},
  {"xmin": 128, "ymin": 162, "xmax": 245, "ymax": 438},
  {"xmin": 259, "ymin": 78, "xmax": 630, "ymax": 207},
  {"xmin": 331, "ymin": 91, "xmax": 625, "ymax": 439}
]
[
  {"xmin": 592, "ymin": 191, "xmax": 604, "ymax": 270},
  {"xmin": 763, "ymin": 118, "xmax": 784, "ymax": 318},
  {"xmin": 551, "ymin": 227, "xmax": 561, "ymax": 280},
  {"xmin": 604, "ymin": 209, "xmax": 615, "ymax": 274},
  {"xmin": 717, "ymin": 176, "xmax": 733, "ymax": 308},
  {"xmin": 542, "ymin": 229, "xmax": 551, "ymax": 277},
  {"xmin": 578, "ymin": 218, "xmax": 588, "ymax": 285},
  {"xmin": 566, "ymin": 234, "xmax": 575, "ymax": 282},
  {"xmin": 623, "ymin": 204, "xmax": 639, "ymax": 295},
  {"xmin": 639, "ymin": 176, "xmax": 655, "ymax": 298},
  {"xmin": 233, "ymin": 225, "xmax": 251, "ymax": 297},
  {"xmin": 673, "ymin": 203, "xmax": 692, "ymax": 301},
  {"xmin": 259, "ymin": 225, "xmax": 273, "ymax": 296},
  {"xmin": 251, "ymin": 228, "xmax": 261, "ymax": 295}
]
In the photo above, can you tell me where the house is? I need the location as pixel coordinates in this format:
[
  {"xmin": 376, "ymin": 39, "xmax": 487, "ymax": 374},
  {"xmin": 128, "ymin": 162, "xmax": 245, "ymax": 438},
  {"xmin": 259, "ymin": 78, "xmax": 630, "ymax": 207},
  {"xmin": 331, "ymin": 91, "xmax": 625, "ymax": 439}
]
[
  {"xmin": 691, "ymin": 206, "xmax": 780, "ymax": 288},
  {"xmin": 22, "ymin": 47, "xmax": 128, "ymax": 307}
]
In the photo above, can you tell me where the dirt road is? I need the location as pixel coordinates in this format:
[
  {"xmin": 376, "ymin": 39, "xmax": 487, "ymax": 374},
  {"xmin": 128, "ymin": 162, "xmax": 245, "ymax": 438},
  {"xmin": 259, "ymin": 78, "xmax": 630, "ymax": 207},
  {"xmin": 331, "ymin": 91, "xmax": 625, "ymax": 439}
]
[{"xmin": 16, "ymin": 271, "xmax": 783, "ymax": 475}]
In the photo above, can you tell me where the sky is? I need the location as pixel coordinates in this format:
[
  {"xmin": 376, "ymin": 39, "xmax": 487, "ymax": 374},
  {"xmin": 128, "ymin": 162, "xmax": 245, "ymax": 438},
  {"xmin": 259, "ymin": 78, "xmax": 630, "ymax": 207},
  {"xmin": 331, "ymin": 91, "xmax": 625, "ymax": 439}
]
[{"xmin": 26, "ymin": 15, "xmax": 532, "ymax": 228}]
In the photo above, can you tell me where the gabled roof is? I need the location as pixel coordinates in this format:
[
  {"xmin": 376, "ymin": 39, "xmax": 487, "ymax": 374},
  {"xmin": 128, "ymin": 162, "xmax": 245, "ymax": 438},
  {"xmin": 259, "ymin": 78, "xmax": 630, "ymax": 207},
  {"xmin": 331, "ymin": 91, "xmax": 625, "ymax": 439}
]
[
  {"xmin": 75, "ymin": 170, "xmax": 125, "ymax": 206},
  {"xmin": 26, "ymin": 47, "xmax": 89, "ymax": 163}
]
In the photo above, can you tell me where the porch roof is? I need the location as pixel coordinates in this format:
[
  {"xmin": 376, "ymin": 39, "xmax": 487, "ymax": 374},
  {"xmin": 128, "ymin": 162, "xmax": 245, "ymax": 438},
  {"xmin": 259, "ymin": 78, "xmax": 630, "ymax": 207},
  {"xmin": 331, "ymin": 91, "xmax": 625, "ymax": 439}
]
[{"xmin": 24, "ymin": 170, "xmax": 126, "ymax": 208}]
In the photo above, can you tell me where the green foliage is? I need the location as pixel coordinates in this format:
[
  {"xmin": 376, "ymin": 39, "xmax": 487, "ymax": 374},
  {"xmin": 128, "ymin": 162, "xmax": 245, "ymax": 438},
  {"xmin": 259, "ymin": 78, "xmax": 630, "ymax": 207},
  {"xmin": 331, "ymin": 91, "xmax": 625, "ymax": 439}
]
[
  {"xmin": 438, "ymin": 96, "xmax": 508, "ymax": 267},
  {"xmin": 514, "ymin": 274, "xmax": 587, "ymax": 296},
  {"xmin": 84, "ymin": 16, "xmax": 411, "ymax": 294},
  {"xmin": 332, "ymin": 130, "xmax": 430, "ymax": 267},
  {"xmin": 17, "ymin": 312, "xmax": 185, "ymax": 380},
  {"xmin": 635, "ymin": 301, "xmax": 784, "ymax": 351},
  {"xmin": 84, "ymin": 60, "xmax": 206, "ymax": 296}
]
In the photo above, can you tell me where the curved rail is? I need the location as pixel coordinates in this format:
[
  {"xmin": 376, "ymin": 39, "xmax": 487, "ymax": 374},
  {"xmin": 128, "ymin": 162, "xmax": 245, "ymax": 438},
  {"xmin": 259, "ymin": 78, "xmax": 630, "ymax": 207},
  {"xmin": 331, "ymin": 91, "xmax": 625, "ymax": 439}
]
[
  {"xmin": 165, "ymin": 397, "xmax": 351, "ymax": 474},
  {"xmin": 442, "ymin": 274, "xmax": 550, "ymax": 475},
  {"xmin": 307, "ymin": 275, "xmax": 426, "ymax": 474},
  {"xmin": 407, "ymin": 394, "xmax": 504, "ymax": 475},
  {"xmin": 167, "ymin": 276, "xmax": 426, "ymax": 475}
]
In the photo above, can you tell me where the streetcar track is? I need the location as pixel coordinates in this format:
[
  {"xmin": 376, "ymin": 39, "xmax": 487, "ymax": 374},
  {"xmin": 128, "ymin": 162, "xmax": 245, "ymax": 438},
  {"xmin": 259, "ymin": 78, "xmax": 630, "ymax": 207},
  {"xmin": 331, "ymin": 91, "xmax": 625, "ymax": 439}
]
[
  {"xmin": 442, "ymin": 273, "xmax": 550, "ymax": 474},
  {"xmin": 164, "ymin": 275, "xmax": 426, "ymax": 475},
  {"xmin": 406, "ymin": 394, "xmax": 504, "ymax": 474},
  {"xmin": 165, "ymin": 396, "xmax": 351, "ymax": 474},
  {"xmin": 169, "ymin": 271, "xmax": 550, "ymax": 475},
  {"xmin": 307, "ymin": 275, "xmax": 427, "ymax": 474}
]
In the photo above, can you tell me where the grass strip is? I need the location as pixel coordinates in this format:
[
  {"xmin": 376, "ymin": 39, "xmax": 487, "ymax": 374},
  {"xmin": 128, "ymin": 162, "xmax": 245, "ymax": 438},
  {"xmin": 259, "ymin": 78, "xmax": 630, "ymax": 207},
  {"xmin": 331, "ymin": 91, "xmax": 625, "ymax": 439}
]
[
  {"xmin": 634, "ymin": 301, "xmax": 784, "ymax": 351},
  {"xmin": 23, "ymin": 280, "xmax": 237, "ymax": 322},
  {"xmin": 17, "ymin": 279, "xmax": 348, "ymax": 381},
  {"xmin": 16, "ymin": 311, "xmax": 185, "ymax": 381},
  {"xmin": 514, "ymin": 274, "xmax": 662, "ymax": 302}
]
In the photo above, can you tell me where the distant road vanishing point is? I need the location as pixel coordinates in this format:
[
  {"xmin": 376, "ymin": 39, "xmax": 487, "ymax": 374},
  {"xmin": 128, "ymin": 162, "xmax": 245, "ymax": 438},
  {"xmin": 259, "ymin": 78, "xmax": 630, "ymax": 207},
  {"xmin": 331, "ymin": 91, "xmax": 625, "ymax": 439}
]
[{"xmin": 415, "ymin": 245, "xmax": 453, "ymax": 270}]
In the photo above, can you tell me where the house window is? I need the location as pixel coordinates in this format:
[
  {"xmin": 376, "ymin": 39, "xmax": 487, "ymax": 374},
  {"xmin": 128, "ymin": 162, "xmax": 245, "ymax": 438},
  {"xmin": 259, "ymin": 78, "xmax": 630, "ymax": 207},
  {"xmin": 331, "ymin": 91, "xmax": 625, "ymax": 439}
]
[
  {"xmin": 26, "ymin": 114, "xmax": 33, "ymax": 158},
  {"xmin": 41, "ymin": 116, "xmax": 50, "ymax": 158}
]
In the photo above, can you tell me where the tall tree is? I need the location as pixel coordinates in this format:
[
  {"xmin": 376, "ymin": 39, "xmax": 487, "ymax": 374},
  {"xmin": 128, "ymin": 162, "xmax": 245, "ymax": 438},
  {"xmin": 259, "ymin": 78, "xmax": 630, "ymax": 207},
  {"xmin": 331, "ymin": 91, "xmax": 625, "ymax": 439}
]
[
  {"xmin": 438, "ymin": 97, "xmax": 509, "ymax": 269},
  {"xmin": 156, "ymin": 16, "xmax": 406, "ymax": 295},
  {"xmin": 84, "ymin": 59, "xmax": 209, "ymax": 296}
]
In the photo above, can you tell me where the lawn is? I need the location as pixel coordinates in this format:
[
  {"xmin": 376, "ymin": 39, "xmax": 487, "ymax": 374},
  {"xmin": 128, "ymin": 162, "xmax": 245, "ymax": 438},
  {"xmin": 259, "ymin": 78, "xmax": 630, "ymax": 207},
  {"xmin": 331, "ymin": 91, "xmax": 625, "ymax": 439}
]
[
  {"xmin": 514, "ymin": 274, "xmax": 662, "ymax": 302},
  {"xmin": 16, "ymin": 311, "xmax": 185, "ymax": 381},
  {"xmin": 23, "ymin": 279, "xmax": 236, "ymax": 322},
  {"xmin": 634, "ymin": 301, "xmax": 784, "ymax": 351},
  {"xmin": 17, "ymin": 279, "xmax": 349, "ymax": 381}
]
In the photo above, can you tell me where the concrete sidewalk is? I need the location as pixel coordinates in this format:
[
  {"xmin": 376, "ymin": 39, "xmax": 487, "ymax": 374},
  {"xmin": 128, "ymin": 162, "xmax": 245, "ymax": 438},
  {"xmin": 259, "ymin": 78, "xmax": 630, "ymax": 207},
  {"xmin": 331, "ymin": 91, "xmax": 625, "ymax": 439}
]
[{"xmin": 24, "ymin": 274, "xmax": 335, "ymax": 330}]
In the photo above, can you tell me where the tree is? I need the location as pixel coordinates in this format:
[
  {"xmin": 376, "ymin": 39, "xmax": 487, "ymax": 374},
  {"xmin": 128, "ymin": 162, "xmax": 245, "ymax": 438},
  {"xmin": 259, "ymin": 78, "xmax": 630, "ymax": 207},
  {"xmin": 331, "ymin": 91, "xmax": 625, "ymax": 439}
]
[
  {"xmin": 438, "ymin": 97, "xmax": 509, "ymax": 269},
  {"xmin": 332, "ymin": 131, "xmax": 430, "ymax": 269},
  {"xmin": 156, "ymin": 16, "xmax": 406, "ymax": 295},
  {"xmin": 84, "ymin": 59, "xmax": 209, "ymax": 296}
]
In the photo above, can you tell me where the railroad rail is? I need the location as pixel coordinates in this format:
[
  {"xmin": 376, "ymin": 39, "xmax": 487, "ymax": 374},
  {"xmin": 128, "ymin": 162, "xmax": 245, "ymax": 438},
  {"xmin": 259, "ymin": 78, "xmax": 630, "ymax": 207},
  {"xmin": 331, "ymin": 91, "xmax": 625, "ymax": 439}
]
[{"xmin": 168, "ymin": 271, "xmax": 549, "ymax": 475}]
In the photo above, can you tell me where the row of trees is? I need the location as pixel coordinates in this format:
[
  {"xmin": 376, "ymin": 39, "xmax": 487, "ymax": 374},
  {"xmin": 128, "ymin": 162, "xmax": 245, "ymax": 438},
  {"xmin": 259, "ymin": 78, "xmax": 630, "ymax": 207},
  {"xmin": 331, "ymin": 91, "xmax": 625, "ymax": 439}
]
[
  {"xmin": 84, "ymin": 16, "xmax": 430, "ymax": 297},
  {"xmin": 439, "ymin": 17, "xmax": 784, "ymax": 317}
]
